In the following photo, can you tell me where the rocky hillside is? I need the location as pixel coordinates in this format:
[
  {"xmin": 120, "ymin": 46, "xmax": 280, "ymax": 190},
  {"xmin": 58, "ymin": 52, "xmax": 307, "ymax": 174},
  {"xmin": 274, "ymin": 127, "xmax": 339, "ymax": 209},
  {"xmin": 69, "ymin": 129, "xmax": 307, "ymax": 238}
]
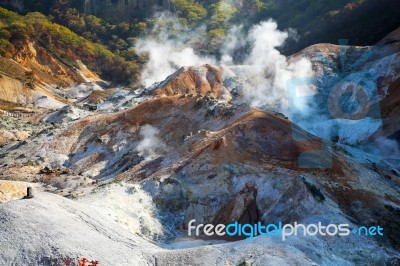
[
  {"xmin": 0, "ymin": 41, "xmax": 101, "ymax": 111},
  {"xmin": 0, "ymin": 7, "xmax": 142, "ymax": 114},
  {"xmin": 0, "ymin": 8, "xmax": 139, "ymax": 83}
]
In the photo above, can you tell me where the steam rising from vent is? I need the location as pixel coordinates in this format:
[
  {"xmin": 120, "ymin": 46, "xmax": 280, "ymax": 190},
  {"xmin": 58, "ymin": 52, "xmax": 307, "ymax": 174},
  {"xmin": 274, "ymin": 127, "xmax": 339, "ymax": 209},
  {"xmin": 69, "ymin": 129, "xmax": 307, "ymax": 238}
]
[
  {"xmin": 240, "ymin": 20, "xmax": 313, "ymax": 111},
  {"xmin": 135, "ymin": 17, "xmax": 314, "ymax": 114},
  {"xmin": 220, "ymin": 25, "xmax": 246, "ymax": 65},
  {"xmin": 135, "ymin": 12, "xmax": 216, "ymax": 87},
  {"xmin": 136, "ymin": 125, "xmax": 167, "ymax": 161},
  {"xmin": 219, "ymin": 21, "xmax": 314, "ymax": 112},
  {"xmin": 136, "ymin": 39, "xmax": 216, "ymax": 88}
]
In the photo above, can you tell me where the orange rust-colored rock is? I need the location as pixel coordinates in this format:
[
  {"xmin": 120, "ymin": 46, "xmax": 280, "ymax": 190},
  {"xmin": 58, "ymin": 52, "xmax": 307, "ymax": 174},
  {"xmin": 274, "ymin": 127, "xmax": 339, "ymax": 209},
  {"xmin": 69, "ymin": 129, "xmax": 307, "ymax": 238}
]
[{"xmin": 152, "ymin": 65, "xmax": 231, "ymax": 101}]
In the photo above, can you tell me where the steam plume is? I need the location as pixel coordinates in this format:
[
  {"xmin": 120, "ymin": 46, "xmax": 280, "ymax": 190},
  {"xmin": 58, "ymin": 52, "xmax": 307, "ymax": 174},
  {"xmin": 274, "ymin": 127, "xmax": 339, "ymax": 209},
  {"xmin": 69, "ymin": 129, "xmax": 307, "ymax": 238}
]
[
  {"xmin": 135, "ymin": 17, "xmax": 313, "ymax": 114},
  {"xmin": 136, "ymin": 125, "xmax": 167, "ymax": 161}
]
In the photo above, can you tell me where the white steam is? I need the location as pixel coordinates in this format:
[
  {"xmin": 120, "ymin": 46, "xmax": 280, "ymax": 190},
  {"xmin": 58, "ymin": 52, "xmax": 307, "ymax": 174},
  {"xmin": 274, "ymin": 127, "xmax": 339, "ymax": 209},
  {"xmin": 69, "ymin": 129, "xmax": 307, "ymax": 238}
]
[
  {"xmin": 135, "ymin": 17, "xmax": 314, "ymax": 114},
  {"xmin": 240, "ymin": 20, "xmax": 313, "ymax": 112},
  {"xmin": 220, "ymin": 25, "xmax": 246, "ymax": 65},
  {"xmin": 136, "ymin": 40, "xmax": 216, "ymax": 88},
  {"xmin": 136, "ymin": 125, "xmax": 167, "ymax": 161},
  {"xmin": 135, "ymin": 13, "xmax": 215, "ymax": 87}
]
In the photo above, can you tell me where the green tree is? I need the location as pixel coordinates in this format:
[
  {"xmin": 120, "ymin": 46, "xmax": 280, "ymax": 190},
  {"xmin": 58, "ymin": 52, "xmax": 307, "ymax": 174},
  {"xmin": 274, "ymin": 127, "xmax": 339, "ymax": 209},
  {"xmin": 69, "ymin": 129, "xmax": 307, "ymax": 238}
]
[
  {"xmin": 173, "ymin": 0, "xmax": 207, "ymax": 24},
  {"xmin": 0, "ymin": 38, "xmax": 14, "ymax": 57}
]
